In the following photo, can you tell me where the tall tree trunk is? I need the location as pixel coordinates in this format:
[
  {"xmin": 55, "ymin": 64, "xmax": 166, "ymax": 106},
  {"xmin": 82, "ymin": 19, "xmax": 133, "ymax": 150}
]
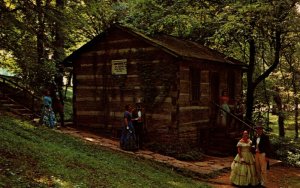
[
  {"xmin": 292, "ymin": 73, "xmax": 299, "ymax": 140},
  {"xmin": 294, "ymin": 90, "xmax": 299, "ymax": 140},
  {"xmin": 274, "ymin": 31, "xmax": 285, "ymax": 137},
  {"xmin": 36, "ymin": 0, "xmax": 45, "ymax": 64},
  {"xmin": 245, "ymin": 37, "xmax": 255, "ymax": 125},
  {"xmin": 273, "ymin": 87, "xmax": 285, "ymax": 137},
  {"xmin": 286, "ymin": 46, "xmax": 298, "ymax": 140},
  {"xmin": 53, "ymin": 0, "xmax": 65, "ymax": 63}
]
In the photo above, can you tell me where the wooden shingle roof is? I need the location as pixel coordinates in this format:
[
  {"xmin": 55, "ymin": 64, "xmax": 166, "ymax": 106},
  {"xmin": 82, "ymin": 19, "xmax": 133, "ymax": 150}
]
[{"xmin": 62, "ymin": 24, "xmax": 246, "ymax": 68}]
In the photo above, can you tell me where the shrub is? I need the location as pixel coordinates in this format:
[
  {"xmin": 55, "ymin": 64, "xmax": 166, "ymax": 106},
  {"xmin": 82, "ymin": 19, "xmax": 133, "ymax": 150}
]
[{"xmin": 270, "ymin": 136, "xmax": 300, "ymax": 167}]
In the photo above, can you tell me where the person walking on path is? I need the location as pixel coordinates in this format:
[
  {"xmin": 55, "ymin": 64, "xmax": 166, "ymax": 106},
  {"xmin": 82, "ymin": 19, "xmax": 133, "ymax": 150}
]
[
  {"xmin": 120, "ymin": 104, "xmax": 138, "ymax": 151},
  {"xmin": 252, "ymin": 124, "xmax": 271, "ymax": 187},
  {"xmin": 230, "ymin": 130, "xmax": 259, "ymax": 186}
]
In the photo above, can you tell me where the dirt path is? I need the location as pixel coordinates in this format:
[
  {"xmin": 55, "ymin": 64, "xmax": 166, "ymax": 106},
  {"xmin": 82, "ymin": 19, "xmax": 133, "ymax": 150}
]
[
  {"xmin": 55, "ymin": 126, "xmax": 300, "ymax": 188},
  {"xmin": 207, "ymin": 165, "xmax": 300, "ymax": 188}
]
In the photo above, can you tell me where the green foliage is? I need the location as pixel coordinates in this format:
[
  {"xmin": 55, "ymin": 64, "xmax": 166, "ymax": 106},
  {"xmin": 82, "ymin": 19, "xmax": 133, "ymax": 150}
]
[
  {"xmin": 0, "ymin": 115, "xmax": 210, "ymax": 187},
  {"xmin": 118, "ymin": 0, "xmax": 219, "ymax": 42},
  {"xmin": 66, "ymin": 0, "xmax": 117, "ymax": 39},
  {"xmin": 1, "ymin": 0, "xmax": 300, "ymax": 141},
  {"xmin": 270, "ymin": 136, "xmax": 300, "ymax": 167}
]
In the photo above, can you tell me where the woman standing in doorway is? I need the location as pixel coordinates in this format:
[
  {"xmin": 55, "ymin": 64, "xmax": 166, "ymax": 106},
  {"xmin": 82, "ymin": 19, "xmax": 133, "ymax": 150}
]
[{"xmin": 219, "ymin": 90, "xmax": 230, "ymax": 126}]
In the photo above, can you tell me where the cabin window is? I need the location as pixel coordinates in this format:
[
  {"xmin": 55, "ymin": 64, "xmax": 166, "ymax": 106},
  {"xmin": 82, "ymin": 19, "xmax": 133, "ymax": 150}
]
[
  {"xmin": 227, "ymin": 71, "xmax": 235, "ymax": 100},
  {"xmin": 190, "ymin": 67, "xmax": 201, "ymax": 101}
]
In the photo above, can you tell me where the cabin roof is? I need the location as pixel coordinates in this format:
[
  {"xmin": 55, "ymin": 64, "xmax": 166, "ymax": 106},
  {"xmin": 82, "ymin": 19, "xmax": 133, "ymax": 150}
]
[{"xmin": 62, "ymin": 24, "xmax": 246, "ymax": 68}]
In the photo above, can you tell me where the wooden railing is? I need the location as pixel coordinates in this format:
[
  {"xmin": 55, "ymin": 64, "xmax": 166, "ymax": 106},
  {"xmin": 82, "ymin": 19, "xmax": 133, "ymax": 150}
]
[
  {"xmin": 0, "ymin": 75, "xmax": 42, "ymax": 116},
  {"xmin": 212, "ymin": 101, "xmax": 256, "ymax": 132}
]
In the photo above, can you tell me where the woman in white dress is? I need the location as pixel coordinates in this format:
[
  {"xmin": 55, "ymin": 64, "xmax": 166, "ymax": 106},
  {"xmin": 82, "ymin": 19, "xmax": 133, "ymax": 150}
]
[{"xmin": 230, "ymin": 130, "xmax": 259, "ymax": 186}]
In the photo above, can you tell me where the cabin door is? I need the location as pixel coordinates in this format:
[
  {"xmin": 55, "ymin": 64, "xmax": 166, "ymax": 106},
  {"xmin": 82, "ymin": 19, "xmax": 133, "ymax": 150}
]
[{"xmin": 210, "ymin": 72, "xmax": 220, "ymax": 123}]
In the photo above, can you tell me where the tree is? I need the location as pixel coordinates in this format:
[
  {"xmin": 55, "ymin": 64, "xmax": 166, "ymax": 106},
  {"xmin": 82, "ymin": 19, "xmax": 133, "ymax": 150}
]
[
  {"xmin": 117, "ymin": 0, "xmax": 222, "ymax": 43},
  {"xmin": 0, "ymin": 0, "xmax": 116, "ymax": 91},
  {"xmin": 211, "ymin": 0, "xmax": 300, "ymax": 127}
]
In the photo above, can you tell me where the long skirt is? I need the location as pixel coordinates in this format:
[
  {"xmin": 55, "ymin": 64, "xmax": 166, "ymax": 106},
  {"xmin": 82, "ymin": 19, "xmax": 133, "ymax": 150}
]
[
  {"xmin": 120, "ymin": 125, "xmax": 138, "ymax": 151},
  {"xmin": 41, "ymin": 106, "xmax": 56, "ymax": 128},
  {"xmin": 230, "ymin": 151, "xmax": 259, "ymax": 186}
]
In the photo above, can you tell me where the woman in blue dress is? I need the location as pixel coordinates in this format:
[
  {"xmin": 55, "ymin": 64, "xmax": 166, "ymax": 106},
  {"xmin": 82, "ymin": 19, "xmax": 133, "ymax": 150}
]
[
  {"xmin": 120, "ymin": 104, "xmax": 138, "ymax": 151},
  {"xmin": 41, "ymin": 90, "xmax": 56, "ymax": 128}
]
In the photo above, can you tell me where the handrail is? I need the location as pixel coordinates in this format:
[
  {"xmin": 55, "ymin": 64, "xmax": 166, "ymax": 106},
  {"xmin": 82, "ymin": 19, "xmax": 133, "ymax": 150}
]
[
  {"xmin": 212, "ymin": 101, "xmax": 256, "ymax": 131},
  {"xmin": 0, "ymin": 74, "xmax": 42, "ymax": 115},
  {"xmin": 0, "ymin": 75, "xmax": 42, "ymax": 98}
]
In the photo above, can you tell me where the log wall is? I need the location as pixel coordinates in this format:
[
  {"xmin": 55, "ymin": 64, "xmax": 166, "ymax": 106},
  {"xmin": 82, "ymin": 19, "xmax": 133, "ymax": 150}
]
[
  {"xmin": 71, "ymin": 27, "xmax": 244, "ymax": 151},
  {"xmin": 177, "ymin": 63, "xmax": 243, "ymax": 147},
  {"xmin": 73, "ymin": 28, "xmax": 177, "ymax": 141}
]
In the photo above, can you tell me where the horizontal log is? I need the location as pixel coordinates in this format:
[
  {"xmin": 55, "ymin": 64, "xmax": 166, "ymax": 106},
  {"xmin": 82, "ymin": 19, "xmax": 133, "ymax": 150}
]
[
  {"xmin": 179, "ymin": 109, "xmax": 209, "ymax": 123},
  {"xmin": 76, "ymin": 97, "xmax": 101, "ymax": 101},
  {"xmin": 179, "ymin": 106, "xmax": 209, "ymax": 110},
  {"xmin": 179, "ymin": 119, "xmax": 210, "ymax": 127},
  {"xmin": 77, "ymin": 110, "xmax": 104, "ymax": 116},
  {"xmin": 76, "ymin": 102, "xmax": 102, "ymax": 111},
  {"xmin": 76, "ymin": 115, "xmax": 103, "ymax": 125},
  {"xmin": 76, "ymin": 86, "xmax": 142, "ymax": 90},
  {"xmin": 76, "ymin": 74, "xmax": 139, "ymax": 79}
]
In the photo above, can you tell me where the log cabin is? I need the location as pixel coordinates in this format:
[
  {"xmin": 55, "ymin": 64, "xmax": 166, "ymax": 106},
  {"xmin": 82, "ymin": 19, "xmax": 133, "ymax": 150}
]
[{"xmin": 62, "ymin": 24, "xmax": 247, "ymax": 154}]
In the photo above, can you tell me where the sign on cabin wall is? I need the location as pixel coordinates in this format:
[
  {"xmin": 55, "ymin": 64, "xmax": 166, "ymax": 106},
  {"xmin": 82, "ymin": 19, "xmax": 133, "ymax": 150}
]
[{"xmin": 111, "ymin": 59, "xmax": 127, "ymax": 75}]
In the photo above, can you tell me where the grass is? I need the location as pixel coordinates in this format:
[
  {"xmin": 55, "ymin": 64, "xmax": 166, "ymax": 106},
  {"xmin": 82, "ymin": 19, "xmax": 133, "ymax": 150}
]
[
  {"xmin": 0, "ymin": 113, "xmax": 210, "ymax": 188},
  {"xmin": 268, "ymin": 113, "xmax": 299, "ymax": 138}
]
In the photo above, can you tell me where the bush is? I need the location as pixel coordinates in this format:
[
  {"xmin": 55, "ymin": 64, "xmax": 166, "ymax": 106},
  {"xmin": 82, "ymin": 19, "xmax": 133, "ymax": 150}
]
[{"xmin": 270, "ymin": 136, "xmax": 300, "ymax": 167}]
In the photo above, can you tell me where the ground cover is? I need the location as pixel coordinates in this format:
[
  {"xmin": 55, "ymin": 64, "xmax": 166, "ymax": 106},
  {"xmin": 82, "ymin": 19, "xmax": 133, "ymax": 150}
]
[{"xmin": 0, "ymin": 113, "xmax": 210, "ymax": 188}]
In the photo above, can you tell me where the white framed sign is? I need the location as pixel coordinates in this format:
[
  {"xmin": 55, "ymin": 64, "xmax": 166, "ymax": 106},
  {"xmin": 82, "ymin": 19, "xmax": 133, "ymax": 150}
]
[{"xmin": 111, "ymin": 59, "xmax": 127, "ymax": 75}]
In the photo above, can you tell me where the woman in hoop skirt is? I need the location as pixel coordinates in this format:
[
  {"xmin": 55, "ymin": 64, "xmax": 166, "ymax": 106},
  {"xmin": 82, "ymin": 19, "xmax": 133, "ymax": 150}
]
[{"xmin": 230, "ymin": 130, "xmax": 259, "ymax": 186}]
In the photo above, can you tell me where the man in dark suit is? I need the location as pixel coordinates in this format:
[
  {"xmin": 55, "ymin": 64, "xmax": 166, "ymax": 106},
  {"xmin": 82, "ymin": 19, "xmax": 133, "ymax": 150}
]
[{"xmin": 252, "ymin": 124, "xmax": 271, "ymax": 187}]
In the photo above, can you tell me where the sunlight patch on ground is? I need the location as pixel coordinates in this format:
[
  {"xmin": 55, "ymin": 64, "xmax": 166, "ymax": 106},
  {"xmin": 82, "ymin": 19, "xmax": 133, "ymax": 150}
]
[
  {"xmin": 34, "ymin": 176, "xmax": 73, "ymax": 187},
  {"xmin": 167, "ymin": 181, "xmax": 190, "ymax": 187},
  {"xmin": 84, "ymin": 137, "xmax": 95, "ymax": 142},
  {"xmin": 13, "ymin": 119, "xmax": 35, "ymax": 129}
]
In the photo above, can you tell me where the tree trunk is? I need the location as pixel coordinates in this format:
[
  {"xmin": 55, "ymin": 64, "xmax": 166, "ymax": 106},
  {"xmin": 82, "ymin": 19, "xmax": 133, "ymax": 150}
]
[
  {"xmin": 274, "ymin": 30, "xmax": 285, "ymax": 137},
  {"xmin": 274, "ymin": 89, "xmax": 285, "ymax": 137},
  {"xmin": 245, "ymin": 37, "xmax": 255, "ymax": 125},
  {"xmin": 294, "ymin": 95, "xmax": 299, "ymax": 140},
  {"xmin": 53, "ymin": 0, "xmax": 65, "ymax": 63},
  {"xmin": 36, "ymin": 0, "xmax": 45, "ymax": 64}
]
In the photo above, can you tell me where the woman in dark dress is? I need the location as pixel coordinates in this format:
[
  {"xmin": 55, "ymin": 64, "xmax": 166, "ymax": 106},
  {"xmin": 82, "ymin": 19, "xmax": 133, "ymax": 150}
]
[{"xmin": 120, "ymin": 104, "xmax": 138, "ymax": 151}]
